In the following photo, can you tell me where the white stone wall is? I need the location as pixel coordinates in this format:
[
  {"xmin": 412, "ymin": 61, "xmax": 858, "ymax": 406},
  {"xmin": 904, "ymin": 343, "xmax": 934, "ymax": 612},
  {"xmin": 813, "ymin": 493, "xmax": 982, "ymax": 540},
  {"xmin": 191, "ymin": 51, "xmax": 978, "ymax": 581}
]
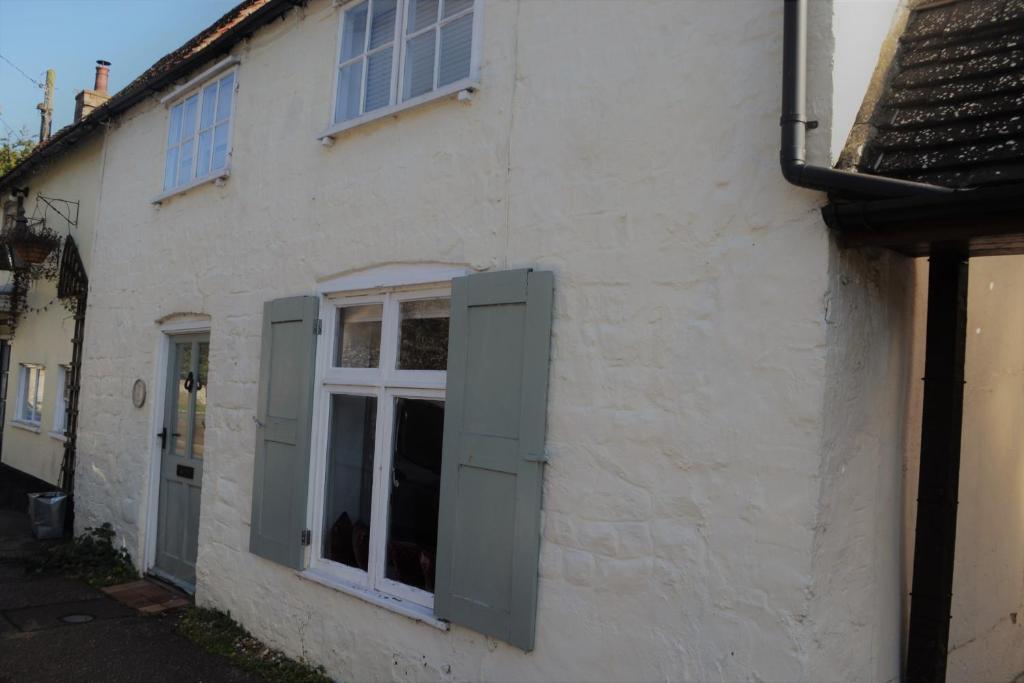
[
  {"xmin": 903, "ymin": 257, "xmax": 1024, "ymax": 683},
  {"xmin": 72, "ymin": 1, "xmax": 912, "ymax": 680}
]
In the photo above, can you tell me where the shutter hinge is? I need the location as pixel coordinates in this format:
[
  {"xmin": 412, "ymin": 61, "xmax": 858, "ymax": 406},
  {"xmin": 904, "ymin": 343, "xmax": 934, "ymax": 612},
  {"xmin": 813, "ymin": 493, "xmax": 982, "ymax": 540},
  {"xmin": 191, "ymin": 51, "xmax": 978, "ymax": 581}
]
[
  {"xmin": 314, "ymin": 318, "xmax": 322, "ymax": 335},
  {"xmin": 300, "ymin": 529, "xmax": 312, "ymax": 546},
  {"xmin": 525, "ymin": 451, "xmax": 548, "ymax": 464}
]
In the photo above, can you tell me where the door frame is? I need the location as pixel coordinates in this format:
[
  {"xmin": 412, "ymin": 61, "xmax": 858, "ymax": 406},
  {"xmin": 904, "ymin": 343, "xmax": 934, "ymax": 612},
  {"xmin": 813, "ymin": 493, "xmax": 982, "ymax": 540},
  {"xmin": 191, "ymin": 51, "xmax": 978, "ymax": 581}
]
[{"xmin": 143, "ymin": 317, "xmax": 211, "ymax": 584}]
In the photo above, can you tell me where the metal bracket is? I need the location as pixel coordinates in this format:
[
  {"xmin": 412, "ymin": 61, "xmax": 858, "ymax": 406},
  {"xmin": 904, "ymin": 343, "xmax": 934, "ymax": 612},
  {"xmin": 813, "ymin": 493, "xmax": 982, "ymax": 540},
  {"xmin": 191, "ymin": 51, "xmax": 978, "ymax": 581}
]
[
  {"xmin": 314, "ymin": 318, "xmax": 323, "ymax": 335},
  {"xmin": 300, "ymin": 529, "xmax": 312, "ymax": 546},
  {"xmin": 524, "ymin": 452, "xmax": 548, "ymax": 464}
]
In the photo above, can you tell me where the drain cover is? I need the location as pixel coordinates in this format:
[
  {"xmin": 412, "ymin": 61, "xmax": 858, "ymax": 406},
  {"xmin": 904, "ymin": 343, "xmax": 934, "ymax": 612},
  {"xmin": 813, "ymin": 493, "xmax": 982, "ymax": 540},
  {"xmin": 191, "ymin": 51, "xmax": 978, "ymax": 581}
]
[{"xmin": 60, "ymin": 613, "xmax": 95, "ymax": 624}]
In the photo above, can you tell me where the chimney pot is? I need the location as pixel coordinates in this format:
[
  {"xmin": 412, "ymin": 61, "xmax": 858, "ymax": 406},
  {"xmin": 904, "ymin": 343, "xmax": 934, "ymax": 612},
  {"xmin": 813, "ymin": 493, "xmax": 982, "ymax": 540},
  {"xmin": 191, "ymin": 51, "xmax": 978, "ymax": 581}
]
[{"xmin": 94, "ymin": 60, "xmax": 110, "ymax": 94}]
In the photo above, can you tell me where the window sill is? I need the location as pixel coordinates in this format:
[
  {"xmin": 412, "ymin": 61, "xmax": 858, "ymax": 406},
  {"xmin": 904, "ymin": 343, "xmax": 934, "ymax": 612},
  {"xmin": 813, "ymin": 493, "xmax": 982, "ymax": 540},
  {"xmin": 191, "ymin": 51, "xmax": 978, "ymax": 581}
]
[
  {"xmin": 49, "ymin": 431, "xmax": 67, "ymax": 442},
  {"xmin": 10, "ymin": 420, "xmax": 41, "ymax": 434},
  {"xmin": 152, "ymin": 169, "xmax": 230, "ymax": 205},
  {"xmin": 297, "ymin": 568, "xmax": 449, "ymax": 631},
  {"xmin": 317, "ymin": 79, "xmax": 478, "ymax": 143}
]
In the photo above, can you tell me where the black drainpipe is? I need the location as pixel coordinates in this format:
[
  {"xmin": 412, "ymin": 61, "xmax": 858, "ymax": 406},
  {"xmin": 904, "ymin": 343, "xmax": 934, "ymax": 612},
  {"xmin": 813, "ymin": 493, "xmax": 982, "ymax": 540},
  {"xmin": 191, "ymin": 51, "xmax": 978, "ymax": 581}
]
[{"xmin": 780, "ymin": 1, "xmax": 968, "ymax": 680}]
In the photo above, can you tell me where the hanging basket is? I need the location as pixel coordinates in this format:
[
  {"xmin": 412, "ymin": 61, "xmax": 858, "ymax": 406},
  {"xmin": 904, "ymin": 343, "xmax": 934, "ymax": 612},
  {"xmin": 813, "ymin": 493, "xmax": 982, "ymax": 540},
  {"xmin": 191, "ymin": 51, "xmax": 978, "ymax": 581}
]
[{"xmin": 13, "ymin": 239, "xmax": 57, "ymax": 264}]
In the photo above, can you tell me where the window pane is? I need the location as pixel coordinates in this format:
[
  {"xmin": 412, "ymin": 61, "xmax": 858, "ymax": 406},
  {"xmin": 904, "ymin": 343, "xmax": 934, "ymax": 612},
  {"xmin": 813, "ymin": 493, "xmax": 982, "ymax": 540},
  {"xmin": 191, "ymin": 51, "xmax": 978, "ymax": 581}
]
[
  {"xmin": 163, "ymin": 147, "xmax": 179, "ymax": 191},
  {"xmin": 323, "ymin": 394, "xmax": 377, "ymax": 570},
  {"xmin": 438, "ymin": 12, "xmax": 472, "ymax": 87},
  {"xmin": 167, "ymin": 103, "xmax": 184, "ymax": 146},
  {"xmin": 443, "ymin": 0, "xmax": 472, "ymax": 17},
  {"xmin": 335, "ymin": 304, "xmax": 382, "ymax": 368},
  {"xmin": 364, "ymin": 49, "xmax": 393, "ymax": 113},
  {"xmin": 335, "ymin": 61, "xmax": 364, "ymax": 123},
  {"xmin": 216, "ymin": 73, "xmax": 234, "ymax": 123},
  {"xmin": 369, "ymin": 0, "xmax": 397, "ymax": 49},
  {"xmin": 200, "ymin": 83, "xmax": 218, "ymax": 130},
  {"xmin": 23, "ymin": 368, "xmax": 36, "ymax": 422},
  {"xmin": 397, "ymin": 299, "xmax": 449, "ymax": 370},
  {"xmin": 180, "ymin": 95, "xmax": 199, "ymax": 140},
  {"xmin": 173, "ymin": 343, "xmax": 191, "ymax": 455},
  {"xmin": 33, "ymin": 369, "xmax": 44, "ymax": 422},
  {"xmin": 407, "ymin": 0, "xmax": 439, "ymax": 33},
  {"xmin": 177, "ymin": 141, "xmax": 194, "ymax": 187},
  {"xmin": 341, "ymin": 1, "xmax": 369, "ymax": 61},
  {"xmin": 196, "ymin": 130, "xmax": 213, "ymax": 178},
  {"xmin": 403, "ymin": 30, "xmax": 436, "ymax": 100},
  {"xmin": 192, "ymin": 342, "xmax": 208, "ymax": 459},
  {"xmin": 211, "ymin": 123, "xmax": 230, "ymax": 171},
  {"xmin": 385, "ymin": 398, "xmax": 444, "ymax": 592}
]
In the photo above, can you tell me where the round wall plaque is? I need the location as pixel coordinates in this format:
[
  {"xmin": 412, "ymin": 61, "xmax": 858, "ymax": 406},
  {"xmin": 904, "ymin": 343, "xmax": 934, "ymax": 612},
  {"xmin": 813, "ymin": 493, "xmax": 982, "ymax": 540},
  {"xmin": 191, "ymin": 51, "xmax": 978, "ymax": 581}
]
[{"xmin": 132, "ymin": 379, "xmax": 146, "ymax": 408}]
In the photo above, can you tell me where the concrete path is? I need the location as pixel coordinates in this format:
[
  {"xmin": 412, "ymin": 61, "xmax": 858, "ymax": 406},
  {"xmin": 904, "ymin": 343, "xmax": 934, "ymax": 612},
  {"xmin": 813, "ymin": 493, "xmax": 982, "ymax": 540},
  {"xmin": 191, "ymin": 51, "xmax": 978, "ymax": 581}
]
[{"xmin": 0, "ymin": 510, "xmax": 260, "ymax": 683}]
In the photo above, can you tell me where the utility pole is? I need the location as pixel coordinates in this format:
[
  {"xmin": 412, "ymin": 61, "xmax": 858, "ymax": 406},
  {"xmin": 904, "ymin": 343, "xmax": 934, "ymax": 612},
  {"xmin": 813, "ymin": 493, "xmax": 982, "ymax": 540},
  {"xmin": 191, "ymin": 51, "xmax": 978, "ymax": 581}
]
[{"xmin": 37, "ymin": 68, "xmax": 54, "ymax": 142}]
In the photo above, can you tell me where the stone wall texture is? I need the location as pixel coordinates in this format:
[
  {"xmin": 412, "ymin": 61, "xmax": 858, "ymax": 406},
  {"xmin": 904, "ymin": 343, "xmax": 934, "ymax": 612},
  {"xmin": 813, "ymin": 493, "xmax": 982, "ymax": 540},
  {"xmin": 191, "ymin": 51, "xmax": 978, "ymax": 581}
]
[{"xmin": 70, "ymin": 1, "xmax": 918, "ymax": 680}]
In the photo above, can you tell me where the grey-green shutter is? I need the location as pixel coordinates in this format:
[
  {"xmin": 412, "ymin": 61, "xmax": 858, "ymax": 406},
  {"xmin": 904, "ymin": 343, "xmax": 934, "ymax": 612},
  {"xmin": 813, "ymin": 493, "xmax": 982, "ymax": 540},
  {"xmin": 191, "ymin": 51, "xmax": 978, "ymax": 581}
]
[
  {"xmin": 435, "ymin": 269, "xmax": 554, "ymax": 652},
  {"xmin": 249, "ymin": 296, "xmax": 319, "ymax": 569}
]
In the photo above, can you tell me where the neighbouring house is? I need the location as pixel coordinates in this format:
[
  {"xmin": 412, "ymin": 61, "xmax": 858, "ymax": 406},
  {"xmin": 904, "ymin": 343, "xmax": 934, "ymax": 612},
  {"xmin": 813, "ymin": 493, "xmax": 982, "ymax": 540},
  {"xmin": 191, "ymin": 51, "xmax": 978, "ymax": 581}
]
[
  {"xmin": 2, "ymin": 0, "xmax": 1024, "ymax": 680},
  {"xmin": 0, "ymin": 64, "xmax": 106, "ymax": 501}
]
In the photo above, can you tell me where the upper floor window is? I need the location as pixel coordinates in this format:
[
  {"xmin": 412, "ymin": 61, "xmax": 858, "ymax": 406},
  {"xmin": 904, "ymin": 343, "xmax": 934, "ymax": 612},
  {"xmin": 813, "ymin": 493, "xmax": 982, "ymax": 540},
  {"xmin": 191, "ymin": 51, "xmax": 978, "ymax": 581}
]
[
  {"xmin": 333, "ymin": 0, "xmax": 477, "ymax": 125},
  {"xmin": 16, "ymin": 363, "xmax": 44, "ymax": 426},
  {"xmin": 163, "ymin": 71, "xmax": 236, "ymax": 192}
]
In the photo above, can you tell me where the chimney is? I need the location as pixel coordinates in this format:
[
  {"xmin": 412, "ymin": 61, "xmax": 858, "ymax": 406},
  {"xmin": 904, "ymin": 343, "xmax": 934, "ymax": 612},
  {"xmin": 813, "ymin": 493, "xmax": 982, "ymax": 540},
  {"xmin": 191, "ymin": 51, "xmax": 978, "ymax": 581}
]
[{"xmin": 74, "ymin": 60, "xmax": 111, "ymax": 123}]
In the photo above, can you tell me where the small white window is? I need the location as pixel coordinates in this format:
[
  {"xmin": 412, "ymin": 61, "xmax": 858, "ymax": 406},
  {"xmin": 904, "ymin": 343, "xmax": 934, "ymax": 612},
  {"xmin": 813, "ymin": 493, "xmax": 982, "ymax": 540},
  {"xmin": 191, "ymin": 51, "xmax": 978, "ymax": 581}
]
[
  {"xmin": 333, "ymin": 0, "xmax": 477, "ymax": 125},
  {"xmin": 163, "ymin": 70, "xmax": 236, "ymax": 192},
  {"xmin": 52, "ymin": 365, "xmax": 71, "ymax": 435},
  {"xmin": 313, "ymin": 284, "xmax": 451, "ymax": 609},
  {"xmin": 16, "ymin": 364, "xmax": 45, "ymax": 426}
]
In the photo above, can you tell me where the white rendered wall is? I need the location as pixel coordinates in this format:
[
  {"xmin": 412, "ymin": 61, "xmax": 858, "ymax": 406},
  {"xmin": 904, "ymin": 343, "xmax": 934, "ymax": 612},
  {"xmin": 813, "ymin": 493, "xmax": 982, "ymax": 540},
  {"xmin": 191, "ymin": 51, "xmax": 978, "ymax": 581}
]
[{"xmin": 72, "ymin": 1, "xmax": 912, "ymax": 680}]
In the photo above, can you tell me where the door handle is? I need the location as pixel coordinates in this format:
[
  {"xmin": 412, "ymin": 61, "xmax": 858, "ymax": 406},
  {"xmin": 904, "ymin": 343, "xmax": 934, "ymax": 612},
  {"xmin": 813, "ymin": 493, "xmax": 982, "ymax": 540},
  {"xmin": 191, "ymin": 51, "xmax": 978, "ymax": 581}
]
[
  {"xmin": 183, "ymin": 371, "xmax": 195, "ymax": 393},
  {"xmin": 157, "ymin": 427, "xmax": 167, "ymax": 450}
]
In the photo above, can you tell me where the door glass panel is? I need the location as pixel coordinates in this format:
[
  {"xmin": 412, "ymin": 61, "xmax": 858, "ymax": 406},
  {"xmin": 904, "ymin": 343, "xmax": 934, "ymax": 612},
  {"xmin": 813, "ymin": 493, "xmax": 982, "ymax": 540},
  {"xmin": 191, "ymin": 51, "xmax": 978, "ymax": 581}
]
[
  {"xmin": 323, "ymin": 394, "xmax": 377, "ymax": 570},
  {"xmin": 385, "ymin": 397, "xmax": 444, "ymax": 592},
  {"xmin": 335, "ymin": 304, "xmax": 382, "ymax": 368},
  {"xmin": 397, "ymin": 298, "xmax": 449, "ymax": 370},
  {"xmin": 172, "ymin": 343, "xmax": 192, "ymax": 455},
  {"xmin": 192, "ymin": 343, "xmax": 209, "ymax": 459}
]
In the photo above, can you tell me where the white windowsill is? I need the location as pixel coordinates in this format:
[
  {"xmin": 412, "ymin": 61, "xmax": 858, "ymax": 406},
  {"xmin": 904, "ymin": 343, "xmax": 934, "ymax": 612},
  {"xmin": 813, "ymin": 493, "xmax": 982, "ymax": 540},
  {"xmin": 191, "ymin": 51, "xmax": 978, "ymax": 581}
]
[
  {"xmin": 151, "ymin": 169, "xmax": 230, "ymax": 205},
  {"xmin": 297, "ymin": 568, "xmax": 449, "ymax": 631},
  {"xmin": 317, "ymin": 79, "xmax": 478, "ymax": 142},
  {"xmin": 49, "ymin": 431, "xmax": 67, "ymax": 442},
  {"xmin": 11, "ymin": 420, "xmax": 41, "ymax": 434}
]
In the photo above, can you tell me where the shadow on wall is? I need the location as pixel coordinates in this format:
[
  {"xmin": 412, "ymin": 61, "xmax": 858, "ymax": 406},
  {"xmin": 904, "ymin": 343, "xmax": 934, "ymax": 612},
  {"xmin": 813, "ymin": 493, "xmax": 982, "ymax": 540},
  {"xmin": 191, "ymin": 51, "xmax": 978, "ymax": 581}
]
[{"xmin": 0, "ymin": 463, "xmax": 60, "ymax": 511}]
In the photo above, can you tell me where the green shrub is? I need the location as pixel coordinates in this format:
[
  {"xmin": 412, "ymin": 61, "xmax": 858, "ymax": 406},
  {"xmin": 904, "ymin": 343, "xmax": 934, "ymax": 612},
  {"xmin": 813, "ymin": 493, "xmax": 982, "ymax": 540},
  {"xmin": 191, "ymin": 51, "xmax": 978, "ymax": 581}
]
[{"xmin": 29, "ymin": 522, "xmax": 139, "ymax": 587}]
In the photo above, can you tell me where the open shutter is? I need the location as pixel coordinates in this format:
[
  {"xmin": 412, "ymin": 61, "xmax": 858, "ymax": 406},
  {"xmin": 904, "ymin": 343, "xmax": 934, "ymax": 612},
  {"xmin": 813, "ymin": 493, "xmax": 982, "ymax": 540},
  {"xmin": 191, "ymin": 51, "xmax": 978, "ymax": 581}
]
[
  {"xmin": 249, "ymin": 296, "xmax": 319, "ymax": 569},
  {"xmin": 435, "ymin": 269, "xmax": 554, "ymax": 651}
]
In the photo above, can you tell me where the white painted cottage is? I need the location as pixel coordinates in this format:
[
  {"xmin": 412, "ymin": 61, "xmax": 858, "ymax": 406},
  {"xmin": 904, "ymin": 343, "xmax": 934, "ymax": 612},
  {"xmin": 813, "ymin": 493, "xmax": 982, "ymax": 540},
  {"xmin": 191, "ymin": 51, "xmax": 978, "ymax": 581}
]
[{"xmin": 4, "ymin": 0, "xmax": 1024, "ymax": 680}]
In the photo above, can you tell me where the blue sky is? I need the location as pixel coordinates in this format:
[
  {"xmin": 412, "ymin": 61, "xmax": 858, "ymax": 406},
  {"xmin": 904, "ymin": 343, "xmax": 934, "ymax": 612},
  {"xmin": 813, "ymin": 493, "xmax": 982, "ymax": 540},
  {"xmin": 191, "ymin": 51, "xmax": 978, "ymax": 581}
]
[{"xmin": 0, "ymin": 0, "xmax": 239, "ymax": 140}]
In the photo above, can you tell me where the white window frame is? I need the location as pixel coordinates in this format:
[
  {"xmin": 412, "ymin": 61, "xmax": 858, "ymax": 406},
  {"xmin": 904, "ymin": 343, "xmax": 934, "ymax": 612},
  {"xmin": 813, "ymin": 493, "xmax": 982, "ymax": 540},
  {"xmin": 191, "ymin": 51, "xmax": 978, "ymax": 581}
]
[
  {"xmin": 15, "ymin": 363, "xmax": 44, "ymax": 427},
  {"xmin": 50, "ymin": 364, "xmax": 71, "ymax": 439},
  {"xmin": 320, "ymin": 0, "xmax": 483, "ymax": 140},
  {"xmin": 155, "ymin": 65, "xmax": 239, "ymax": 202},
  {"xmin": 308, "ymin": 271, "xmax": 458, "ymax": 616}
]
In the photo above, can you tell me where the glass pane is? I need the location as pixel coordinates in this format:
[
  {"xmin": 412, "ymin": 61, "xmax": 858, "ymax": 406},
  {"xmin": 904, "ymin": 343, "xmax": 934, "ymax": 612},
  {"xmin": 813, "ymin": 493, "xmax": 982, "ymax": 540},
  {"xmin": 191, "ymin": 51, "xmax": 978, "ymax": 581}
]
[
  {"xmin": 397, "ymin": 299, "xmax": 450, "ymax": 370},
  {"xmin": 323, "ymin": 394, "xmax": 377, "ymax": 570},
  {"xmin": 335, "ymin": 61, "xmax": 364, "ymax": 123},
  {"xmin": 369, "ymin": 0, "xmax": 397, "ymax": 49},
  {"xmin": 335, "ymin": 304, "xmax": 382, "ymax": 368},
  {"xmin": 163, "ymin": 147, "xmax": 179, "ymax": 191},
  {"xmin": 211, "ymin": 123, "xmax": 229, "ymax": 171},
  {"xmin": 23, "ymin": 368, "xmax": 36, "ymax": 422},
  {"xmin": 215, "ymin": 73, "xmax": 234, "ymax": 123},
  {"xmin": 443, "ymin": 0, "xmax": 472, "ymax": 17},
  {"xmin": 180, "ymin": 95, "xmax": 199, "ymax": 140},
  {"xmin": 385, "ymin": 397, "xmax": 444, "ymax": 592},
  {"xmin": 167, "ymin": 103, "xmax": 184, "ymax": 146},
  {"xmin": 177, "ymin": 141, "xmax": 194, "ymax": 187},
  {"xmin": 33, "ymin": 369, "xmax": 44, "ymax": 422},
  {"xmin": 192, "ymin": 343, "xmax": 209, "ymax": 460},
  {"xmin": 364, "ymin": 49, "xmax": 393, "ymax": 113},
  {"xmin": 173, "ymin": 343, "xmax": 192, "ymax": 455},
  {"xmin": 341, "ymin": 1, "xmax": 369, "ymax": 61},
  {"xmin": 200, "ymin": 83, "xmax": 218, "ymax": 129},
  {"xmin": 407, "ymin": 0, "xmax": 439, "ymax": 33},
  {"xmin": 403, "ymin": 30, "xmax": 436, "ymax": 100},
  {"xmin": 438, "ymin": 12, "xmax": 472, "ymax": 87},
  {"xmin": 196, "ymin": 130, "xmax": 213, "ymax": 178}
]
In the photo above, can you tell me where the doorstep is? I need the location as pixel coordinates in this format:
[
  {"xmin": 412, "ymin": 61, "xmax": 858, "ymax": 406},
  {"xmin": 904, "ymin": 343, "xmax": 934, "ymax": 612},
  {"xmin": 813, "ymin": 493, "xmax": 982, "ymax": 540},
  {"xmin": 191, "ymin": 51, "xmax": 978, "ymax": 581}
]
[{"xmin": 102, "ymin": 578, "xmax": 190, "ymax": 614}]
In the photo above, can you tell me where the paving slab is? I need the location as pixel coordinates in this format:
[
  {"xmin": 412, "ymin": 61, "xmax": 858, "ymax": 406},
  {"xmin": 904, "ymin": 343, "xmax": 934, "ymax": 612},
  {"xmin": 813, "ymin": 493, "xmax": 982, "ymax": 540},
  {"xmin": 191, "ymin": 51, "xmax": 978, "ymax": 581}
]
[{"xmin": 0, "ymin": 575, "xmax": 104, "ymax": 610}]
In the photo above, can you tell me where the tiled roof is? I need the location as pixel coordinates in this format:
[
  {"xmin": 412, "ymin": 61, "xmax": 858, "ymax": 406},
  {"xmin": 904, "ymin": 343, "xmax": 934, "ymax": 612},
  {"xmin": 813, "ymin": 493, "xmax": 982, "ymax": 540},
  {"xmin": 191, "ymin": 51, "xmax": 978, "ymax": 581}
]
[{"xmin": 860, "ymin": 0, "xmax": 1024, "ymax": 188}]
